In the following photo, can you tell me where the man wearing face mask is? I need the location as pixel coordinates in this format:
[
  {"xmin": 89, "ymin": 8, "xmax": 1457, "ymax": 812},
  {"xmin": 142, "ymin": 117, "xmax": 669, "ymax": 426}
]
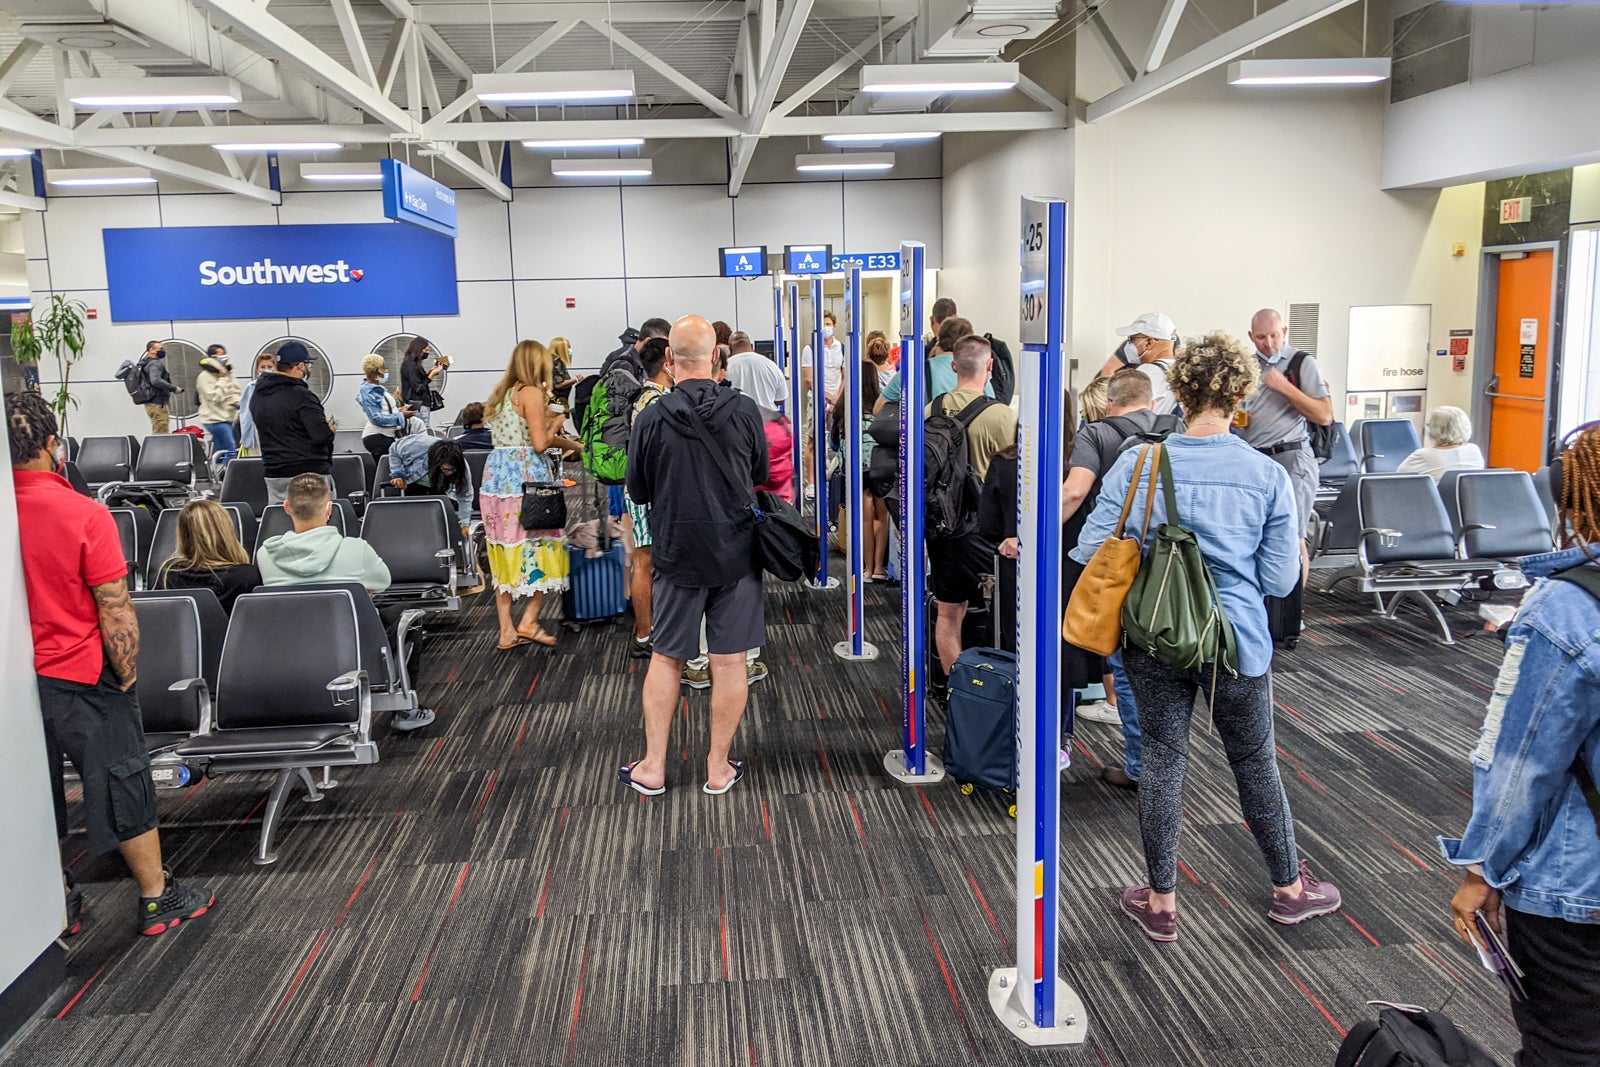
[
  {"xmin": 799, "ymin": 310, "xmax": 845, "ymax": 495},
  {"xmin": 135, "ymin": 340, "xmax": 180, "ymax": 435},
  {"xmin": 250, "ymin": 341, "xmax": 336, "ymax": 505},
  {"xmin": 1098, "ymin": 312, "xmax": 1180, "ymax": 417}
]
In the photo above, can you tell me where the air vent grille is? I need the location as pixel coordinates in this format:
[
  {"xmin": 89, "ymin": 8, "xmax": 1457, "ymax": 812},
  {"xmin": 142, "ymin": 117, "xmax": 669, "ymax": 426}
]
[{"xmin": 1288, "ymin": 303, "xmax": 1320, "ymax": 356}]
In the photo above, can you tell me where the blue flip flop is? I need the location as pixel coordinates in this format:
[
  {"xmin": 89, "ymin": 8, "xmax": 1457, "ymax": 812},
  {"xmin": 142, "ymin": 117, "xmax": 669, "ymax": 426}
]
[
  {"xmin": 618, "ymin": 763, "xmax": 666, "ymax": 797},
  {"xmin": 703, "ymin": 760, "xmax": 746, "ymax": 796}
]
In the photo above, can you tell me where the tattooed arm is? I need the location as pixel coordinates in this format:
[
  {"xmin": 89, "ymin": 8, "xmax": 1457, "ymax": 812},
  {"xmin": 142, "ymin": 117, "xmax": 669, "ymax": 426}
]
[{"xmin": 92, "ymin": 578, "xmax": 140, "ymax": 690}]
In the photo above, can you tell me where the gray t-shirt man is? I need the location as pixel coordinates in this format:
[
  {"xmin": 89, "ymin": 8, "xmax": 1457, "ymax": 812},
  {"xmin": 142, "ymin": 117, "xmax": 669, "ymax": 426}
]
[{"xmin": 1236, "ymin": 346, "xmax": 1330, "ymax": 541}]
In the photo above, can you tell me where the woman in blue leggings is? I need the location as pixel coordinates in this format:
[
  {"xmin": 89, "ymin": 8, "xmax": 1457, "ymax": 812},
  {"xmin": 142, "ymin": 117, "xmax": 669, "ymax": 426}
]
[{"xmin": 1070, "ymin": 331, "xmax": 1342, "ymax": 942}]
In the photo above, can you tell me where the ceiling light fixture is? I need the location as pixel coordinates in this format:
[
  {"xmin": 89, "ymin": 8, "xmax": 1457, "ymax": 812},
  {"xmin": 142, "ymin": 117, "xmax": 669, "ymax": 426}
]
[
  {"xmin": 795, "ymin": 152, "xmax": 896, "ymax": 173},
  {"xmin": 551, "ymin": 158, "xmax": 653, "ymax": 178},
  {"xmin": 523, "ymin": 137, "xmax": 646, "ymax": 150},
  {"xmin": 1227, "ymin": 58, "xmax": 1391, "ymax": 86},
  {"xmin": 65, "ymin": 76, "xmax": 242, "ymax": 108},
  {"xmin": 859, "ymin": 61, "xmax": 1019, "ymax": 94},
  {"xmin": 215, "ymin": 141, "xmax": 343, "ymax": 153},
  {"xmin": 299, "ymin": 162, "xmax": 384, "ymax": 183},
  {"xmin": 46, "ymin": 166, "xmax": 157, "ymax": 187},
  {"xmin": 0, "ymin": 147, "xmax": 35, "ymax": 158},
  {"xmin": 822, "ymin": 131, "xmax": 941, "ymax": 144},
  {"xmin": 473, "ymin": 70, "xmax": 636, "ymax": 104}
]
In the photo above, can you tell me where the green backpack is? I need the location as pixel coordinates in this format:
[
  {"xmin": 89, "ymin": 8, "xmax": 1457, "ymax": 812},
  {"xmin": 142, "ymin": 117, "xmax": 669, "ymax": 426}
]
[
  {"xmin": 1121, "ymin": 445, "xmax": 1240, "ymax": 674},
  {"xmin": 579, "ymin": 357, "xmax": 645, "ymax": 484}
]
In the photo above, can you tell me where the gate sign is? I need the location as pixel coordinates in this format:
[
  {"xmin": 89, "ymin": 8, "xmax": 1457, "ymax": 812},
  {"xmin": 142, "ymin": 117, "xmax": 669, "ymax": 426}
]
[
  {"xmin": 785, "ymin": 244, "xmax": 832, "ymax": 275},
  {"xmin": 899, "ymin": 244, "xmax": 917, "ymax": 336},
  {"xmin": 719, "ymin": 245, "xmax": 769, "ymax": 277},
  {"xmin": 831, "ymin": 251, "xmax": 901, "ymax": 273},
  {"xmin": 381, "ymin": 159, "xmax": 458, "ymax": 238},
  {"xmin": 102, "ymin": 223, "xmax": 460, "ymax": 322},
  {"xmin": 1020, "ymin": 197, "xmax": 1054, "ymax": 346}
]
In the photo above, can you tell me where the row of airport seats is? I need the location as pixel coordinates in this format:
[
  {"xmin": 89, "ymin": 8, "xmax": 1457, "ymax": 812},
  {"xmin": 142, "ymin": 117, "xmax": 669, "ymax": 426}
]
[
  {"xmin": 1311, "ymin": 468, "xmax": 1555, "ymax": 643},
  {"xmin": 219, "ymin": 450, "xmax": 491, "ymax": 520},
  {"xmin": 71, "ymin": 434, "xmax": 216, "ymax": 504}
]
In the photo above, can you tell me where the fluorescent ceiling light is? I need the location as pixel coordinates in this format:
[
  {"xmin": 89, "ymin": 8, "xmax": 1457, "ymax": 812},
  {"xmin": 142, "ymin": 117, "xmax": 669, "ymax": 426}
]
[
  {"xmin": 822, "ymin": 131, "xmax": 941, "ymax": 144},
  {"xmin": 0, "ymin": 147, "xmax": 34, "ymax": 158},
  {"xmin": 859, "ymin": 61, "xmax": 1019, "ymax": 94},
  {"xmin": 216, "ymin": 141, "xmax": 342, "ymax": 152},
  {"xmin": 65, "ymin": 76, "xmax": 242, "ymax": 108},
  {"xmin": 299, "ymin": 162, "xmax": 383, "ymax": 183},
  {"xmin": 1227, "ymin": 58, "xmax": 1391, "ymax": 86},
  {"xmin": 551, "ymin": 157, "xmax": 653, "ymax": 178},
  {"xmin": 523, "ymin": 137, "xmax": 646, "ymax": 150},
  {"xmin": 473, "ymin": 70, "xmax": 635, "ymax": 104},
  {"xmin": 47, "ymin": 166, "xmax": 156, "ymax": 187},
  {"xmin": 796, "ymin": 152, "xmax": 895, "ymax": 173}
]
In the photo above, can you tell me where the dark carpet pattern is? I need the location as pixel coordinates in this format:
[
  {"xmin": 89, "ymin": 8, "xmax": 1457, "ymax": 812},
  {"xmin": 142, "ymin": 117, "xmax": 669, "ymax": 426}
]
[{"xmin": 5, "ymin": 579, "xmax": 1523, "ymax": 1066}]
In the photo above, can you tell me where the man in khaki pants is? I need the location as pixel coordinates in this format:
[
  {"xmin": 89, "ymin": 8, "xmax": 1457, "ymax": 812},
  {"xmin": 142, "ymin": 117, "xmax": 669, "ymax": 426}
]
[{"xmin": 135, "ymin": 340, "xmax": 179, "ymax": 434}]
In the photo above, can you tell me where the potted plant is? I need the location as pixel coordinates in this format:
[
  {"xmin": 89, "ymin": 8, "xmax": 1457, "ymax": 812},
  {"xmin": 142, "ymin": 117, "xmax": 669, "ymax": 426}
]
[{"xmin": 11, "ymin": 294, "xmax": 88, "ymax": 438}]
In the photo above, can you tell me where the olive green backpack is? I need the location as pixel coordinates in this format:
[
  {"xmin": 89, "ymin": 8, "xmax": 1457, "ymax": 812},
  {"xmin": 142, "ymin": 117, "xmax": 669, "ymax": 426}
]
[{"xmin": 1120, "ymin": 445, "xmax": 1240, "ymax": 675}]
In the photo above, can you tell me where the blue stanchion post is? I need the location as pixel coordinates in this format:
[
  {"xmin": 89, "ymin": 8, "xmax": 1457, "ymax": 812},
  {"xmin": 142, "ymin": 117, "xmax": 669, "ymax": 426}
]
[
  {"xmin": 987, "ymin": 197, "xmax": 1088, "ymax": 1046},
  {"xmin": 773, "ymin": 284, "xmax": 786, "ymax": 374},
  {"xmin": 834, "ymin": 264, "xmax": 877, "ymax": 661},
  {"xmin": 884, "ymin": 242, "xmax": 941, "ymax": 784},
  {"xmin": 810, "ymin": 277, "xmax": 835, "ymax": 589},
  {"xmin": 787, "ymin": 283, "xmax": 804, "ymax": 504}
]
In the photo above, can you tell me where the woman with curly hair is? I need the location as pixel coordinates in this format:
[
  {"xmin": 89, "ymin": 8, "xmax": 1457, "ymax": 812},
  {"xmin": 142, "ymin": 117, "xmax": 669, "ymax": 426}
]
[{"xmin": 1070, "ymin": 331, "xmax": 1342, "ymax": 943}]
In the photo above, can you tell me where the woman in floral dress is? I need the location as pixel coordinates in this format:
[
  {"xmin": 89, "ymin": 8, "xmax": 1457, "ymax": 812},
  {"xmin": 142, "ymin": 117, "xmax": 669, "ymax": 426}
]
[{"xmin": 480, "ymin": 340, "xmax": 583, "ymax": 649}]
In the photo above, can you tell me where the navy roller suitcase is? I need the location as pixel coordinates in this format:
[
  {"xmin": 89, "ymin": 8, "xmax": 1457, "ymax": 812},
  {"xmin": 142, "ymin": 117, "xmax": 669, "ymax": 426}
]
[
  {"xmin": 942, "ymin": 648, "xmax": 1018, "ymax": 796},
  {"xmin": 561, "ymin": 543, "xmax": 627, "ymax": 629},
  {"xmin": 1267, "ymin": 573, "xmax": 1305, "ymax": 649}
]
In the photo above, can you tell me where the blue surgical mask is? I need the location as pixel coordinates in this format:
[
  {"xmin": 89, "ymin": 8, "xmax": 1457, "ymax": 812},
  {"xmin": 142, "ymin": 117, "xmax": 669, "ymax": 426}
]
[
  {"xmin": 822, "ymin": 325, "xmax": 835, "ymax": 341},
  {"xmin": 378, "ymin": 371, "xmax": 390, "ymax": 383}
]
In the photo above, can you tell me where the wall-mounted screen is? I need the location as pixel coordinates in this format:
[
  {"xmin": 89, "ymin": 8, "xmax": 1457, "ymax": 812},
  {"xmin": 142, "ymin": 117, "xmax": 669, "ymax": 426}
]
[
  {"xmin": 719, "ymin": 245, "xmax": 769, "ymax": 278},
  {"xmin": 785, "ymin": 244, "xmax": 832, "ymax": 275}
]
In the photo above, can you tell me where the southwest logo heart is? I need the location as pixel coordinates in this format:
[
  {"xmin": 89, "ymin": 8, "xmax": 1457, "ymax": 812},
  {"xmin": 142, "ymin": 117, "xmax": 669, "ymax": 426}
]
[{"xmin": 350, "ymin": 269, "xmax": 364, "ymax": 281}]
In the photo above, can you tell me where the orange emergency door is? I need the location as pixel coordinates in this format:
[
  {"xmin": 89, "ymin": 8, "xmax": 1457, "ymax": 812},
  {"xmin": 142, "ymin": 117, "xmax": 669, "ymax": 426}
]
[{"xmin": 1488, "ymin": 250, "xmax": 1555, "ymax": 471}]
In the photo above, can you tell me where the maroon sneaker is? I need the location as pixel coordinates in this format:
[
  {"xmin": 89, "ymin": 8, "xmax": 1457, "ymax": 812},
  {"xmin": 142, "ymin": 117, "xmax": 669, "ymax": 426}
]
[
  {"xmin": 1268, "ymin": 861, "xmax": 1342, "ymax": 925},
  {"xmin": 1119, "ymin": 886, "xmax": 1178, "ymax": 942}
]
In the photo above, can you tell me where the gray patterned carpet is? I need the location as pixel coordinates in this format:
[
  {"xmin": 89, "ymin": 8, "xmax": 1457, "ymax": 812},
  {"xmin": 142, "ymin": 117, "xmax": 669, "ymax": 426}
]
[{"xmin": 5, "ymin": 579, "xmax": 1523, "ymax": 1066}]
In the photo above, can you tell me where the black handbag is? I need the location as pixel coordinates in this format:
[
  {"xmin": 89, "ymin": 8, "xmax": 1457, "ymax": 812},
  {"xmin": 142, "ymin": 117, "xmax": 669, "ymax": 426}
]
[
  {"xmin": 520, "ymin": 480, "xmax": 567, "ymax": 531},
  {"xmin": 681, "ymin": 403, "xmax": 818, "ymax": 583}
]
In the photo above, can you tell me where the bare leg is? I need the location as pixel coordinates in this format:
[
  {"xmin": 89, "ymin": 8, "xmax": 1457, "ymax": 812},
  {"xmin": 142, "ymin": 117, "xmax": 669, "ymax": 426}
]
[
  {"xmin": 1103, "ymin": 673, "xmax": 1118, "ymax": 709},
  {"xmin": 118, "ymin": 829, "xmax": 165, "ymax": 897},
  {"xmin": 495, "ymin": 589, "xmax": 518, "ymax": 646},
  {"xmin": 935, "ymin": 601, "xmax": 967, "ymax": 676},
  {"xmin": 516, "ymin": 591, "xmax": 546, "ymax": 636},
  {"xmin": 706, "ymin": 652, "xmax": 749, "ymax": 789},
  {"xmin": 631, "ymin": 546, "xmax": 654, "ymax": 641},
  {"xmin": 628, "ymin": 653, "xmax": 684, "ymax": 791}
]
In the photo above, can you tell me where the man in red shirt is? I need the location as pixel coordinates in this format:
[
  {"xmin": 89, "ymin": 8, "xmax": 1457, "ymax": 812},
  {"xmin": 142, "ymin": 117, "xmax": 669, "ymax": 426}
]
[{"xmin": 7, "ymin": 391, "xmax": 215, "ymax": 937}]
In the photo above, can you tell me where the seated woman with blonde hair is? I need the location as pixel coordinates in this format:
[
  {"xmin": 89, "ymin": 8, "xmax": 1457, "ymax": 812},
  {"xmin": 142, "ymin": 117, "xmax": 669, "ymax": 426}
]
[
  {"xmin": 1396, "ymin": 405, "xmax": 1485, "ymax": 483},
  {"xmin": 153, "ymin": 498, "xmax": 262, "ymax": 613}
]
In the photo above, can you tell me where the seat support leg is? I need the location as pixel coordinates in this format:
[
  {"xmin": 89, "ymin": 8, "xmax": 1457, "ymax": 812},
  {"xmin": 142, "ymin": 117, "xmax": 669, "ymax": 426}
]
[
  {"xmin": 297, "ymin": 766, "xmax": 325, "ymax": 802},
  {"xmin": 318, "ymin": 766, "xmax": 340, "ymax": 791},
  {"xmin": 254, "ymin": 770, "xmax": 296, "ymax": 866}
]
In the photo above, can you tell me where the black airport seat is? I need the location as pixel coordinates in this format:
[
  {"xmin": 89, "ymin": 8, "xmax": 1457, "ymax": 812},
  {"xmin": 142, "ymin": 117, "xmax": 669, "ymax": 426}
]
[
  {"xmin": 1531, "ymin": 465, "xmax": 1559, "ymax": 532},
  {"xmin": 173, "ymin": 587, "xmax": 380, "ymax": 865},
  {"xmin": 253, "ymin": 498, "xmax": 355, "ymax": 553},
  {"xmin": 464, "ymin": 449, "xmax": 490, "ymax": 517},
  {"xmin": 62, "ymin": 461, "xmax": 94, "ymax": 497},
  {"xmin": 144, "ymin": 505, "xmax": 251, "ymax": 588},
  {"xmin": 288, "ymin": 581, "xmax": 427, "ymax": 719},
  {"xmin": 131, "ymin": 589, "xmax": 227, "ymax": 762},
  {"xmin": 445, "ymin": 424, "xmax": 467, "ymax": 440},
  {"xmin": 331, "ymin": 453, "xmax": 371, "ymax": 511},
  {"xmin": 1318, "ymin": 421, "xmax": 1361, "ymax": 486},
  {"xmin": 220, "ymin": 457, "xmax": 269, "ymax": 519},
  {"xmin": 360, "ymin": 497, "xmax": 460, "ymax": 607},
  {"xmin": 66, "ymin": 436, "xmax": 79, "ymax": 462},
  {"xmin": 1356, "ymin": 418, "xmax": 1423, "ymax": 474},
  {"xmin": 1452, "ymin": 470, "xmax": 1555, "ymax": 561},
  {"xmin": 76, "ymin": 436, "xmax": 136, "ymax": 488},
  {"xmin": 133, "ymin": 434, "xmax": 208, "ymax": 486},
  {"xmin": 373, "ymin": 454, "xmax": 399, "ymax": 497},
  {"xmin": 109, "ymin": 506, "xmax": 155, "ymax": 586},
  {"xmin": 223, "ymin": 502, "xmax": 258, "ymax": 554},
  {"xmin": 333, "ymin": 429, "xmax": 367, "ymax": 454}
]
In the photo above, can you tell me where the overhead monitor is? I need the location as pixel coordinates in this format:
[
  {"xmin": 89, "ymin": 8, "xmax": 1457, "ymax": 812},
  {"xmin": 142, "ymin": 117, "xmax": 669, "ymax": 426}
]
[
  {"xmin": 719, "ymin": 245, "xmax": 769, "ymax": 278},
  {"xmin": 785, "ymin": 244, "xmax": 832, "ymax": 275}
]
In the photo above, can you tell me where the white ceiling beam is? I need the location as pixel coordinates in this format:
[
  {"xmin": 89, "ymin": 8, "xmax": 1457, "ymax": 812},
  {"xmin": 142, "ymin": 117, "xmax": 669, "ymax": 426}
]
[
  {"xmin": 377, "ymin": 19, "xmax": 414, "ymax": 98},
  {"xmin": 0, "ymin": 188, "xmax": 46, "ymax": 212},
  {"xmin": 195, "ymin": 107, "xmax": 247, "ymax": 181},
  {"xmin": 1016, "ymin": 74, "xmax": 1069, "ymax": 117},
  {"xmin": 441, "ymin": 117, "xmax": 740, "ymax": 140},
  {"xmin": 1085, "ymin": 9, "xmax": 1137, "ymax": 86},
  {"xmin": 728, "ymin": 0, "xmax": 816, "ymax": 195},
  {"xmin": 428, "ymin": 109, "xmax": 1063, "ymax": 143},
  {"xmin": 404, "ymin": 19, "xmax": 425, "ymax": 118},
  {"xmin": 52, "ymin": 50, "xmax": 76, "ymax": 130},
  {"xmin": 1087, "ymin": 0, "xmax": 1361, "ymax": 122},
  {"xmin": 372, "ymin": 0, "xmax": 415, "ymax": 17},
  {"xmin": 1142, "ymin": 0, "xmax": 1191, "ymax": 72},
  {"xmin": 417, "ymin": 24, "xmax": 477, "ymax": 83},
  {"xmin": 771, "ymin": 14, "xmax": 913, "ymax": 120},
  {"xmin": 272, "ymin": 1, "xmax": 911, "ymax": 26},
  {"xmin": 0, "ymin": 40, "xmax": 42, "ymax": 96},
  {"xmin": 330, "ymin": 0, "xmax": 379, "ymax": 87},
  {"xmin": 73, "ymin": 124, "xmax": 393, "ymax": 147},
  {"xmin": 83, "ymin": 146, "xmax": 280, "ymax": 203},
  {"xmin": 423, "ymin": 20, "xmax": 580, "ymax": 131},
  {"xmin": 774, "ymin": 111, "xmax": 1064, "ymax": 136},
  {"xmin": 582, "ymin": 19, "xmax": 740, "ymax": 120},
  {"xmin": 0, "ymin": 100, "xmax": 73, "ymax": 148}
]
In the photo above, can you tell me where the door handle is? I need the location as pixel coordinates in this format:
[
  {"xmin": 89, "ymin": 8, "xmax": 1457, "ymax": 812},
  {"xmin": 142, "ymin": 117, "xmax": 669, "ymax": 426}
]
[{"xmin": 1483, "ymin": 374, "xmax": 1541, "ymax": 402}]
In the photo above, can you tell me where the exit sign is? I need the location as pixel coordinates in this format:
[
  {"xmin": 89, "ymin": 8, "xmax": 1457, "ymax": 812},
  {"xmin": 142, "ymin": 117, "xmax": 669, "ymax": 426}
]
[{"xmin": 1499, "ymin": 196, "xmax": 1532, "ymax": 224}]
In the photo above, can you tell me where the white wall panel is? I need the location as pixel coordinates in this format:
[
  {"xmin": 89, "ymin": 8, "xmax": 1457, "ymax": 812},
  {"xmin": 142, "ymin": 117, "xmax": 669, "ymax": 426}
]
[
  {"xmin": 512, "ymin": 278, "xmax": 629, "ymax": 373},
  {"xmin": 19, "ymin": 208, "xmax": 44, "ymax": 258},
  {"xmin": 41, "ymin": 196, "xmax": 161, "ymax": 291},
  {"xmin": 25, "ymin": 259, "xmax": 49, "ymax": 294},
  {"xmin": 731, "ymin": 182, "xmax": 845, "ymax": 256},
  {"xmin": 162, "ymin": 319, "xmax": 291, "ymax": 361},
  {"xmin": 403, "ymin": 280, "xmax": 518, "ymax": 374},
  {"xmin": 279, "ymin": 314, "xmax": 404, "ymax": 430},
  {"xmin": 49, "ymin": 379, "xmax": 154, "ymax": 441},
  {"xmin": 734, "ymin": 278, "xmax": 778, "ymax": 341},
  {"xmin": 454, "ymin": 191, "xmax": 512, "ymax": 281},
  {"xmin": 157, "ymin": 194, "xmax": 279, "ymax": 228},
  {"xmin": 621, "ymin": 186, "xmax": 735, "ymax": 278},
  {"xmin": 276, "ymin": 190, "xmax": 390, "ymax": 225},
  {"xmin": 508, "ymin": 187, "xmax": 624, "ymax": 280},
  {"xmin": 625, "ymin": 277, "xmax": 738, "ymax": 336},
  {"xmin": 844, "ymin": 180, "xmax": 943, "ymax": 267}
]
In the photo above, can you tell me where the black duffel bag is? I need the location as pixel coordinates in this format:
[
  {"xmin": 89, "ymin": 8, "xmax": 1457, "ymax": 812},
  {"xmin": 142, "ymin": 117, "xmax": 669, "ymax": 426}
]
[{"xmin": 1335, "ymin": 1006, "xmax": 1501, "ymax": 1067}]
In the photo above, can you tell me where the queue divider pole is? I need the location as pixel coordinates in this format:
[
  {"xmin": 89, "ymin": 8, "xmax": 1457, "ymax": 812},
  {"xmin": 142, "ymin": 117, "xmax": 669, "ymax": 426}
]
[
  {"xmin": 987, "ymin": 197, "xmax": 1088, "ymax": 1047},
  {"xmin": 808, "ymin": 276, "xmax": 839, "ymax": 591},
  {"xmin": 787, "ymin": 282, "xmax": 804, "ymax": 506},
  {"xmin": 883, "ymin": 241, "xmax": 942, "ymax": 784},
  {"xmin": 834, "ymin": 263, "xmax": 877, "ymax": 661},
  {"xmin": 773, "ymin": 282, "xmax": 786, "ymax": 374}
]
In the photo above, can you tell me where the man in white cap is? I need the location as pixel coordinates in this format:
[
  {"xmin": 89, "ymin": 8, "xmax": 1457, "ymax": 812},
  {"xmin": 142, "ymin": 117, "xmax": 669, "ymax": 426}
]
[{"xmin": 1099, "ymin": 312, "xmax": 1180, "ymax": 416}]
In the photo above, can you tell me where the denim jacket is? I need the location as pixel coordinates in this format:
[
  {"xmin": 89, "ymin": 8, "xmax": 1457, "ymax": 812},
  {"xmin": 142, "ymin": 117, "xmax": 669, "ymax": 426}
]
[
  {"xmin": 1069, "ymin": 433, "xmax": 1301, "ymax": 678},
  {"xmin": 358, "ymin": 381, "xmax": 405, "ymax": 433},
  {"xmin": 1438, "ymin": 546, "xmax": 1600, "ymax": 924},
  {"xmin": 388, "ymin": 433, "xmax": 474, "ymax": 528}
]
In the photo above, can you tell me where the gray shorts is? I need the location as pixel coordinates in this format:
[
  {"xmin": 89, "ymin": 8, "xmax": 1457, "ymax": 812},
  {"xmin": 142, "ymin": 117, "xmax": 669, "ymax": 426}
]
[
  {"xmin": 266, "ymin": 473, "xmax": 335, "ymax": 505},
  {"xmin": 651, "ymin": 571, "xmax": 765, "ymax": 661},
  {"xmin": 1268, "ymin": 446, "xmax": 1320, "ymax": 542}
]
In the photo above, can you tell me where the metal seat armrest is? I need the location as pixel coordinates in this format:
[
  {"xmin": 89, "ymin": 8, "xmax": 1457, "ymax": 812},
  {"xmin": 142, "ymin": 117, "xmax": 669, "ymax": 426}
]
[
  {"xmin": 326, "ymin": 669, "xmax": 373, "ymax": 740},
  {"xmin": 168, "ymin": 676, "xmax": 213, "ymax": 734},
  {"xmin": 96, "ymin": 480, "xmax": 127, "ymax": 504},
  {"xmin": 1455, "ymin": 522, "xmax": 1496, "ymax": 558},
  {"xmin": 435, "ymin": 548, "xmax": 457, "ymax": 595},
  {"xmin": 1359, "ymin": 526, "xmax": 1404, "ymax": 551}
]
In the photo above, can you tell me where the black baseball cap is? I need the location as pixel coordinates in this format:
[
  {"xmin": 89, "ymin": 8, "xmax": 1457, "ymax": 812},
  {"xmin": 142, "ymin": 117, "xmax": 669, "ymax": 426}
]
[{"xmin": 276, "ymin": 341, "xmax": 318, "ymax": 365}]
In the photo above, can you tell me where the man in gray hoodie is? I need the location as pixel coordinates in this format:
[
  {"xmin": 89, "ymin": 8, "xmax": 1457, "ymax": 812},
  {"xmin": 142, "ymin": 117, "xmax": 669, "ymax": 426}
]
[{"xmin": 256, "ymin": 473, "xmax": 433, "ymax": 730}]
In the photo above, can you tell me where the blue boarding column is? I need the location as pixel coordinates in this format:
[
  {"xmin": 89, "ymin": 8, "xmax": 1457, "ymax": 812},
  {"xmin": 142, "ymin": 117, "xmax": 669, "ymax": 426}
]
[
  {"xmin": 883, "ymin": 241, "xmax": 942, "ymax": 784},
  {"xmin": 786, "ymin": 282, "xmax": 804, "ymax": 504},
  {"xmin": 808, "ymin": 276, "xmax": 839, "ymax": 591},
  {"xmin": 834, "ymin": 264, "xmax": 877, "ymax": 662},
  {"xmin": 772, "ymin": 282, "xmax": 787, "ymax": 374},
  {"xmin": 987, "ymin": 197, "xmax": 1088, "ymax": 1047}
]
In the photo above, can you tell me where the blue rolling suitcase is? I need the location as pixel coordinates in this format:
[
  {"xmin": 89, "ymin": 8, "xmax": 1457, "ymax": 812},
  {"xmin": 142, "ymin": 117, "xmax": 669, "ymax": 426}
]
[
  {"xmin": 561, "ymin": 542, "xmax": 627, "ymax": 629},
  {"xmin": 943, "ymin": 648, "xmax": 1018, "ymax": 814}
]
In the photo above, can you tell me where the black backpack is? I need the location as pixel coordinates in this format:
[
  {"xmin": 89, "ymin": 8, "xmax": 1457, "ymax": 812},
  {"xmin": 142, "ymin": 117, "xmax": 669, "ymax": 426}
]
[
  {"xmin": 986, "ymin": 333, "xmax": 1016, "ymax": 405},
  {"xmin": 117, "ymin": 356, "xmax": 155, "ymax": 405},
  {"xmin": 924, "ymin": 393, "xmax": 997, "ymax": 541},
  {"xmin": 1286, "ymin": 351, "xmax": 1338, "ymax": 462},
  {"xmin": 1335, "ymin": 1006, "xmax": 1500, "ymax": 1067},
  {"xmin": 1114, "ymin": 411, "xmax": 1186, "ymax": 455}
]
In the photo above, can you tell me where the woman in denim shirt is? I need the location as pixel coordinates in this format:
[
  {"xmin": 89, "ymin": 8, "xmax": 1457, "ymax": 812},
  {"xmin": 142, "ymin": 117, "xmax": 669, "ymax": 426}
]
[
  {"xmin": 357, "ymin": 354, "xmax": 414, "ymax": 463},
  {"xmin": 1444, "ymin": 422, "xmax": 1600, "ymax": 1065},
  {"xmin": 1071, "ymin": 332, "xmax": 1342, "ymax": 942}
]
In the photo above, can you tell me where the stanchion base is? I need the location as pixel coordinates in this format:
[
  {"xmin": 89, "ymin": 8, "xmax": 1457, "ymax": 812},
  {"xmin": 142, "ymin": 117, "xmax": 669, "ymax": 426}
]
[
  {"xmin": 804, "ymin": 577, "xmax": 841, "ymax": 591},
  {"xmin": 832, "ymin": 640, "xmax": 879, "ymax": 661},
  {"xmin": 883, "ymin": 749, "xmax": 945, "ymax": 784},
  {"xmin": 987, "ymin": 969, "xmax": 1090, "ymax": 1047}
]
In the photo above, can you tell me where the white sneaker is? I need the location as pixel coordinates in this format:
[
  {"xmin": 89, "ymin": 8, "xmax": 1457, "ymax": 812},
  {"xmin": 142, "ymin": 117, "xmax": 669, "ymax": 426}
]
[
  {"xmin": 1058, "ymin": 748, "xmax": 1072, "ymax": 774},
  {"xmin": 1075, "ymin": 700, "xmax": 1121, "ymax": 725}
]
